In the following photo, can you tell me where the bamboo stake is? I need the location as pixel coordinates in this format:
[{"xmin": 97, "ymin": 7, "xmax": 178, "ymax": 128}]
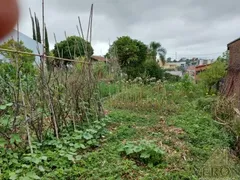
[
  {"xmin": 78, "ymin": 16, "xmax": 85, "ymax": 40},
  {"xmin": 76, "ymin": 25, "xmax": 86, "ymax": 56},
  {"xmin": 89, "ymin": 4, "xmax": 93, "ymax": 45},
  {"xmin": 42, "ymin": 0, "xmax": 45, "ymax": 73},
  {"xmin": 53, "ymin": 33, "xmax": 61, "ymax": 58},
  {"xmin": 20, "ymin": 79, "xmax": 33, "ymax": 154},
  {"xmin": 0, "ymin": 48, "xmax": 92, "ymax": 64},
  {"xmin": 64, "ymin": 31, "xmax": 73, "ymax": 59}
]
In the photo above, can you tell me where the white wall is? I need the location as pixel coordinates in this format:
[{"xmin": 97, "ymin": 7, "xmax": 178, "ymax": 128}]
[{"xmin": 166, "ymin": 71, "xmax": 183, "ymax": 77}]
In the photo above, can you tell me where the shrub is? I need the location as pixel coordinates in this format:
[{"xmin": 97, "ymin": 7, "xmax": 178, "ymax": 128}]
[
  {"xmin": 196, "ymin": 96, "xmax": 216, "ymax": 112},
  {"xmin": 213, "ymin": 96, "xmax": 236, "ymax": 125},
  {"xmin": 118, "ymin": 140, "xmax": 165, "ymax": 166},
  {"xmin": 143, "ymin": 60, "xmax": 164, "ymax": 80},
  {"xmin": 164, "ymin": 72, "xmax": 181, "ymax": 82},
  {"xmin": 93, "ymin": 62, "xmax": 110, "ymax": 80},
  {"xmin": 98, "ymin": 81, "xmax": 122, "ymax": 98},
  {"xmin": 198, "ymin": 60, "xmax": 227, "ymax": 93},
  {"xmin": 0, "ymin": 117, "xmax": 110, "ymax": 179},
  {"xmin": 212, "ymin": 96, "xmax": 240, "ymax": 155}
]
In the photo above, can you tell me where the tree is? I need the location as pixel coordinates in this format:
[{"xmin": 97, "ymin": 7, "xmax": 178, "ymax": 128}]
[
  {"xmin": 0, "ymin": 39, "xmax": 36, "ymax": 75},
  {"xmin": 34, "ymin": 13, "xmax": 41, "ymax": 43},
  {"xmin": 30, "ymin": 12, "xmax": 53, "ymax": 71},
  {"xmin": 45, "ymin": 26, "xmax": 49, "ymax": 55},
  {"xmin": 217, "ymin": 50, "xmax": 229, "ymax": 63},
  {"xmin": 52, "ymin": 36, "xmax": 93, "ymax": 66},
  {"xmin": 198, "ymin": 60, "xmax": 227, "ymax": 93},
  {"xmin": 167, "ymin": 57, "xmax": 172, "ymax": 62},
  {"xmin": 45, "ymin": 25, "xmax": 52, "ymax": 71},
  {"xmin": 30, "ymin": 14, "xmax": 36, "ymax": 41},
  {"xmin": 149, "ymin": 41, "xmax": 166, "ymax": 65},
  {"xmin": 108, "ymin": 36, "xmax": 148, "ymax": 78}
]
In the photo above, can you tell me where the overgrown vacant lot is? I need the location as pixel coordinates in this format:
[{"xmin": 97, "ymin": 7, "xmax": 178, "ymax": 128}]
[
  {"xmin": 1, "ymin": 77, "xmax": 240, "ymax": 179},
  {"xmin": 78, "ymin": 80, "xmax": 240, "ymax": 179}
]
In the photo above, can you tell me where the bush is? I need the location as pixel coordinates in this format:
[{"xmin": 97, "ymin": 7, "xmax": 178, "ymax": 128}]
[
  {"xmin": 143, "ymin": 60, "xmax": 164, "ymax": 80},
  {"xmin": 198, "ymin": 60, "xmax": 227, "ymax": 93},
  {"xmin": 0, "ymin": 117, "xmax": 110, "ymax": 179},
  {"xmin": 98, "ymin": 81, "xmax": 122, "ymax": 98},
  {"xmin": 213, "ymin": 97, "xmax": 236, "ymax": 125},
  {"xmin": 118, "ymin": 140, "xmax": 165, "ymax": 166},
  {"xmin": 212, "ymin": 96, "xmax": 240, "ymax": 155},
  {"xmin": 93, "ymin": 62, "xmax": 110, "ymax": 80},
  {"xmin": 196, "ymin": 96, "xmax": 216, "ymax": 112},
  {"xmin": 164, "ymin": 72, "xmax": 181, "ymax": 82}
]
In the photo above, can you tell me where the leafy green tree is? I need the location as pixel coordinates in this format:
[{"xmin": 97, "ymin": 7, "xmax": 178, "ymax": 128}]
[
  {"xmin": 52, "ymin": 36, "xmax": 93, "ymax": 66},
  {"xmin": 0, "ymin": 39, "xmax": 36, "ymax": 75},
  {"xmin": 217, "ymin": 50, "xmax": 229, "ymax": 63},
  {"xmin": 108, "ymin": 36, "xmax": 148, "ymax": 78},
  {"xmin": 149, "ymin": 41, "xmax": 166, "ymax": 64},
  {"xmin": 198, "ymin": 60, "xmax": 227, "ymax": 93}
]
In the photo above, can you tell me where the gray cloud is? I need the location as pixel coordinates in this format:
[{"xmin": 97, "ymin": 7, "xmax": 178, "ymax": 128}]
[{"xmin": 17, "ymin": 0, "xmax": 240, "ymax": 59}]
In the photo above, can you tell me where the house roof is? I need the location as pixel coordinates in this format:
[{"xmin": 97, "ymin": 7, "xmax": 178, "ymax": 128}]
[
  {"xmin": 227, "ymin": 37, "xmax": 240, "ymax": 48},
  {"xmin": 187, "ymin": 66, "xmax": 196, "ymax": 71},
  {"xmin": 91, "ymin": 55, "xmax": 107, "ymax": 62},
  {"xmin": 196, "ymin": 64, "xmax": 211, "ymax": 68}
]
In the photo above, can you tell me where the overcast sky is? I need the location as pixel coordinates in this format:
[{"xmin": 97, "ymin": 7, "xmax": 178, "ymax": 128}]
[{"xmin": 17, "ymin": 0, "xmax": 240, "ymax": 60}]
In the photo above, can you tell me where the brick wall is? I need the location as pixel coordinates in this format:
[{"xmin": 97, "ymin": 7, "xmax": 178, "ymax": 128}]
[
  {"xmin": 228, "ymin": 39, "xmax": 240, "ymax": 66},
  {"xmin": 226, "ymin": 39, "xmax": 240, "ymax": 107}
]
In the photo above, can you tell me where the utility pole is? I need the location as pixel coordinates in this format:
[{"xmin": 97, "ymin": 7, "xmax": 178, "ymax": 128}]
[{"xmin": 175, "ymin": 52, "xmax": 177, "ymax": 61}]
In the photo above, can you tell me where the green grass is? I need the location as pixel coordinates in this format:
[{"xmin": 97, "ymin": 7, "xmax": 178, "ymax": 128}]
[
  {"xmin": 77, "ymin": 106, "xmax": 236, "ymax": 179},
  {"xmin": 78, "ymin": 81, "xmax": 239, "ymax": 179},
  {"xmin": 2, "ymin": 80, "xmax": 239, "ymax": 179},
  {"xmin": 98, "ymin": 81, "xmax": 122, "ymax": 98}
]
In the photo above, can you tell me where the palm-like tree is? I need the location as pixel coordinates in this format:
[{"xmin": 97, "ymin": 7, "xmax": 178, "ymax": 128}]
[{"xmin": 149, "ymin": 41, "xmax": 167, "ymax": 65}]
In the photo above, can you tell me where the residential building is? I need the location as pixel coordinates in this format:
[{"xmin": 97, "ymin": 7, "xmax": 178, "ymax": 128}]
[
  {"xmin": 186, "ymin": 64, "xmax": 211, "ymax": 82},
  {"xmin": 166, "ymin": 70, "xmax": 183, "ymax": 77},
  {"xmin": 198, "ymin": 59, "xmax": 214, "ymax": 66},
  {"xmin": 159, "ymin": 61, "xmax": 186, "ymax": 70}
]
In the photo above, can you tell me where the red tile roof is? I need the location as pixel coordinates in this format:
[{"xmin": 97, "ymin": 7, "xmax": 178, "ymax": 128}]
[{"xmin": 91, "ymin": 55, "xmax": 107, "ymax": 62}]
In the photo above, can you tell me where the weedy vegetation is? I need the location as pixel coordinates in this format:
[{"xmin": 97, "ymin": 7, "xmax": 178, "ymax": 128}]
[{"xmin": 0, "ymin": 26, "xmax": 239, "ymax": 180}]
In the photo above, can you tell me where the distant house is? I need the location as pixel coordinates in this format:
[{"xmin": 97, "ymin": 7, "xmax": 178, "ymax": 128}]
[
  {"xmin": 91, "ymin": 55, "xmax": 108, "ymax": 63},
  {"xmin": 0, "ymin": 29, "xmax": 43, "ymax": 64},
  {"xmin": 186, "ymin": 65, "xmax": 196, "ymax": 79},
  {"xmin": 166, "ymin": 70, "xmax": 183, "ymax": 77},
  {"xmin": 186, "ymin": 64, "xmax": 211, "ymax": 82},
  {"xmin": 159, "ymin": 61, "xmax": 186, "ymax": 70},
  {"xmin": 198, "ymin": 59, "xmax": 214, "ymax": 66}
]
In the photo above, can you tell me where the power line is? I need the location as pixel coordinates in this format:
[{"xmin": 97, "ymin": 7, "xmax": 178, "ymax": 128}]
[
  {"xmin": 167, "ymin": 53, "xmax": 222, "ymax": 56},
  {"xmin": 167, "ymin": 52, "xmax": 223, "ymax": 57}
]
